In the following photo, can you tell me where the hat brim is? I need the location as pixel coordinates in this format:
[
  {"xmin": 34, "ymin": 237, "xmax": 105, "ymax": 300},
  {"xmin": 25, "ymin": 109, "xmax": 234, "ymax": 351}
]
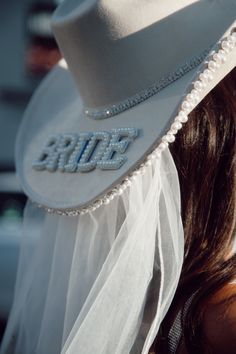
[{"xmin": 15, "ymin": 23, "xmax": 235, "ymax": 212}]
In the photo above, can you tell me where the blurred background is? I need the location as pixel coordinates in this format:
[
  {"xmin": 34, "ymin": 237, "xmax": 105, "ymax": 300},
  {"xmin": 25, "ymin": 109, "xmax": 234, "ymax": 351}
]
[{"xmin": 0, "ymin": 0, "xmax": 62, "ymax": 342}]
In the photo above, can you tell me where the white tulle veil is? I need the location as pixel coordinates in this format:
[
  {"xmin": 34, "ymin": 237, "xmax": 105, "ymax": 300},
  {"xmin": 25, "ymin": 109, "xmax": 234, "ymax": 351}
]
[{"xmin": 0, "ymin": 147, "xmax": 184, "ymax": 354}]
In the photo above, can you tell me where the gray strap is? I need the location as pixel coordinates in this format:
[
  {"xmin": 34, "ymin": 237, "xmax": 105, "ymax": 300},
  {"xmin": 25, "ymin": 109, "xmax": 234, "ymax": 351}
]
[
  {"xmin": 167, "ymin": 292, "xmax": 197, "ymax": 353},
  {"xmin": 167, "ymin": 309, "xmax": 182, "ymax": 354}
]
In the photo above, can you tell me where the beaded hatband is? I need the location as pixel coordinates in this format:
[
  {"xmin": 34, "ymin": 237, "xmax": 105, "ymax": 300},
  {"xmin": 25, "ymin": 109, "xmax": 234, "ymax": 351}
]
[
  {"xmin": 84, "ymin": 48, "xmax": 211, "ymax": 120},
  {"xmin": 34, "ymin": 29, "xmax": 236, "ymax": 216}
]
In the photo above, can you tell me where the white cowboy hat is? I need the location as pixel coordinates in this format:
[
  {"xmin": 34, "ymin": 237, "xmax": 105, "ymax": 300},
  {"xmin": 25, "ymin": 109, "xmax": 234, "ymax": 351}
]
[{"xmin": 15, "ymin": 0, "xmax": 236, "ymax": 214}]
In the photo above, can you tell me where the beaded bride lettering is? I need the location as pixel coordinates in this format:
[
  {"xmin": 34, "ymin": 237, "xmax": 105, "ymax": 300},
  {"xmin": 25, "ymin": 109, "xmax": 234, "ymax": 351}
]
[{"xmin": 32, "ymin": 127, "xmax": 139, "ymax": 172}]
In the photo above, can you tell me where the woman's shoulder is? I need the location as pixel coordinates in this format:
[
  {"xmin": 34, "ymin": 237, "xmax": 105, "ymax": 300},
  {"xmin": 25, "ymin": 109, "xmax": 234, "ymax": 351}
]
[{"xmin": 201, "ymin": 281, "xmax": 236, "ymax": 354}]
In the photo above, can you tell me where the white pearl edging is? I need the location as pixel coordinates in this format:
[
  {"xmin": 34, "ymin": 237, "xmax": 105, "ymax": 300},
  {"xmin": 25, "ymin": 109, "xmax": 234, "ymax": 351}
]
[{"xmin": 33, "ymin": 30, "xmax": 236, "ymax": 216}]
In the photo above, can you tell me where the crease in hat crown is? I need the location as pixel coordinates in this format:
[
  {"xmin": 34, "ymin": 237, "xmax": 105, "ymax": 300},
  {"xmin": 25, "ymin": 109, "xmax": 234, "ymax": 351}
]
[{"xmin": 51, "ymin": 0, "xmax": 236, "ymax": 119}]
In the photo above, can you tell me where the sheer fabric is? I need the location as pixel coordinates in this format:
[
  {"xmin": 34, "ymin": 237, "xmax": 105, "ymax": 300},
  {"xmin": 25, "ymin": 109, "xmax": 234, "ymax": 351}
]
[{"xmin": 0, "ymin": 147, "xmax": 184, "ymax": 354}]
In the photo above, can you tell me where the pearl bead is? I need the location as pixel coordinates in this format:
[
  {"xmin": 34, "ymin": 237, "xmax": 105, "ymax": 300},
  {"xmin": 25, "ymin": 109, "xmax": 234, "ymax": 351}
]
[
  {"xmin": 176, "ymin": 115, "xmax": 188, "ymax": 123},
  {"xmin": 226, "ymin": 36, "xmax": 234, "ymax": 48},
  {"xmin": 181, "ymin": 100, "xmax": 192, "ymax": 113},
  {"xmin": 199, "ymin": 71, "xmax": 211, "ymax": 85},
  {"xmin": 193, "ymin": 80, "xmax": 203, "ymax": 92},
  {"xmin": 155, "ymin": 150, "xmax": 161, "ymax": 159},
  {"xmin": 133, "ymin": 170, "xmax": 141, "ymax": 177},
  {"xmin": 139, "ymin": 163, "xmax": 146, "ymax": 169},
  {"xmin": 129, "ymin": 174, "xmax": 137, "ymax": 182},
  {"xmin": 191, "ymin": 88, "xmax": 200, "ymax": 97},
  {"xmin": 176, "ymin": 110, "xmax": 188, "ymax": 123},
  {"xmin": 202, "ymin": 69, "xmax": 214, "ymax": 81},
  {"xmin": 198, "ymin": 72, "xmax": 208, "ymax": 84},
  {"xmin": 168, "ymin": 127, "xmax": 177, "ymax": 135},
  {"xmin": 186, "ymin": 93, "xmax": 199, "ymax": 105},
  {"xmin": 198, "ymin": 77, "xmax": 207, "ymax": 88},
  {"xmin": 228, "ymin": 35, "xmax": 235, "ymax": 43},
  {"xmin": 171, "ymin": 121, "xmax": 182, "ymax": 131},
  {"xmin": 221, "ymin": 40, "xmax": 232, "ymax": 53},
  {"xmin": 120, "ymin": 183, "xmax": 127, "ymax": 191},
  {"xmin": 162, "ymin": 135, "xmax": 169, "ymax": 143},
  {"xmin": 123, "ymin": 181, "xmax": 130, "ymax": 188},
  {"xmin": 229, "ymin": 41, "xmax": 235, "ymax": 50},
  {"xmin": 217, "ymin": 49, "xmax": 227, "ymax": 63},
  {"xmin": 218, "ymin": 48, "xmax": 227, "ymax": 56},
  {"xmin": 230, "ymin": 31, "xmax": 236, "ymax": 42},
  {"xmin": 208, "ymin": 60, "xmax": 219, "ymax": 72},
  {"xmin": 119, "ymin": 185, "xmax": 126, "ymax": 193},
  {"xmin": 158, "ymin": 142, "xmax": 168, "ymax": 151},
  {"xmin": 103, "ymin": 197, "xmax": 110, "ymax": 205},
  {"xmin": 139, "ymin": 166, "xmax": 146, "ymax": 175},
  {"xmin": 148, "ymin": 150, "xmax": 159, "ymax": 160},
  {"xmin": 88, "ymin": 205, "xmax": 97, "ymax": 212},
  {"xmin": 186, "ymin": 93, "xmax": 193, "ymax": 101},
  {"xmin": 144, "ymin": 159, "xmax": 152, "ymax": 167},
  {"xmin": 212, "ymin": 52, "xmax": 223, "ymax": 64},
  {"xmin": 116, "ymin": 187, "xmax": 124, "ymax": 195},
  {"xmin": 94, "ymin": 200, "xmax": 102, "ymax": 208},
  {"xmin": 147, "ymin": 153, "xmax": 155, "ymax": 161},
  {"xmin": 166, "ymin": 133, "xmax": 176, "ymax": 143},
  {"xmin": 108, "ymin": 194, "xmax": 115, "ymax": 201},
  {"xmin": 125, "ymin": 178, "xmax": 132, "ymax": 186},
  {"xmin": 149, "ymin": 149, "xmax": 161, "ymax": 159}
]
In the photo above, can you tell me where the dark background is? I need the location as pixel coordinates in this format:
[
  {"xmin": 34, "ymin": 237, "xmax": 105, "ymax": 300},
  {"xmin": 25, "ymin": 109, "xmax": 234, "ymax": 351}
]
[{"xmin": 0, "ymin": 0, "xmax": 62, "ymax": 341}]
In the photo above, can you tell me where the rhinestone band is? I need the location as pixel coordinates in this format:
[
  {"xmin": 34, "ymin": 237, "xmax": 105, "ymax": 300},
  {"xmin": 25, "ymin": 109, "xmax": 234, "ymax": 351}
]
[
  {"xmin": 33, "ymin": 29, "xmax": 236, "ymax": 216},
  {"xmin": 84, "ymin": 47, "xmax": 212, "ymax": 119}
]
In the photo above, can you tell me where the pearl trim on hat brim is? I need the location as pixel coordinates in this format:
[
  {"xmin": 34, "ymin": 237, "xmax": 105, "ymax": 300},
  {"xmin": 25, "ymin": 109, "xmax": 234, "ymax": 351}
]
[{"xmin": 33, "ymin": 29, "xmax": 236, "ymax": 216}]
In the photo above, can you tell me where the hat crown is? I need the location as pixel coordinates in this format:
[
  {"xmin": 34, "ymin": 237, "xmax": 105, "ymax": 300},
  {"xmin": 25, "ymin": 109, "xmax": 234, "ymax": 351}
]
[{"xmin": 52, "ymin": 0, "xmax": 236, "ymax": 111}]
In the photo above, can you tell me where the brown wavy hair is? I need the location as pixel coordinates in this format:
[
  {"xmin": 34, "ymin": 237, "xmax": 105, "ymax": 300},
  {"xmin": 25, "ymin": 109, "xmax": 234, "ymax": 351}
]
[{"xmin": 151, "ymin": 67, "xmax": 236, "ymax": 353}]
